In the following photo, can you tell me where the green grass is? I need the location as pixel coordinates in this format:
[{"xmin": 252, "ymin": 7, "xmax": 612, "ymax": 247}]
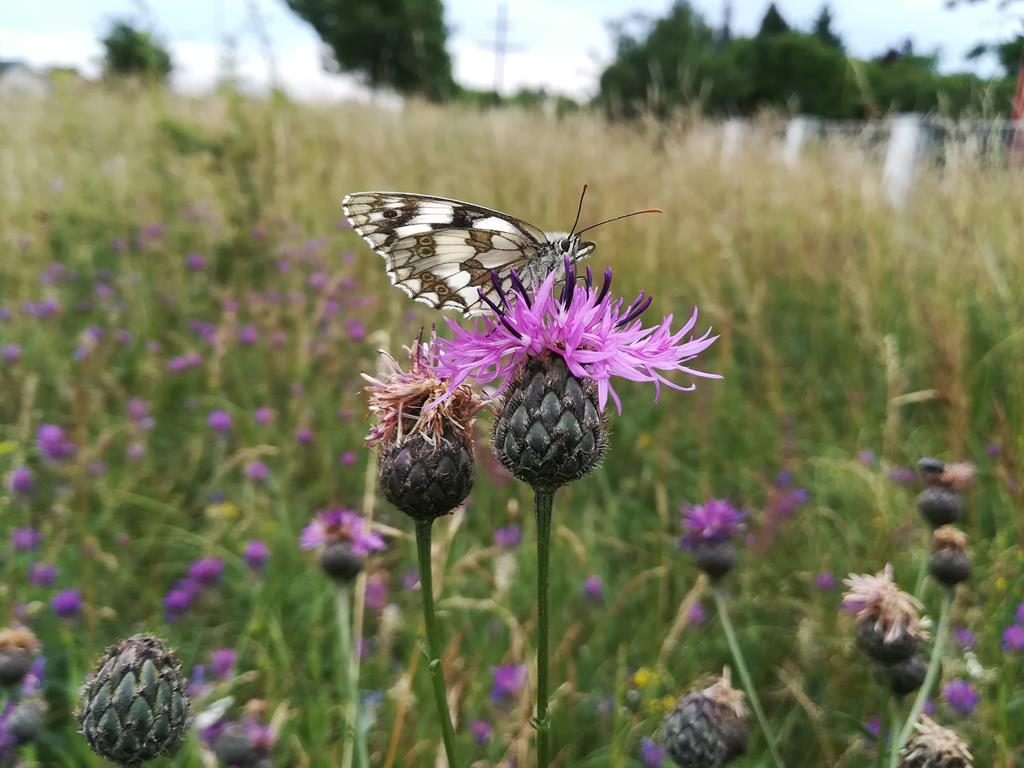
[{"xmin": 1, "ymin": 83, "xmax": 1022, "ymax": 767}]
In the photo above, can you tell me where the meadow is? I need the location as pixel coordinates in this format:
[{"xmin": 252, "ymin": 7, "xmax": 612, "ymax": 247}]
[{"xmin": 1, "ymin": 84, "xmax": 1023, "ymax": 767}]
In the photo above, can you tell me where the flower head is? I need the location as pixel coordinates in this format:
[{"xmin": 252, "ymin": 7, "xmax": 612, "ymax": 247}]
[
  {"xmin": 942, "ymin": 679, "xmax": 979, "ymax": 716},
  {"xmin": 900, "ymin": 716, "xmax": 972, "ymax": 768},
  {"xmin": 242, "ymin": 540, "xmax": 269, "ymax": 571},
  {"xmin": 842, "ymin": 565, "xmax": 926, "ymax": 646},
  {"xmin": 640, "ymin": 737, "xmax": 664, "ymax": 767},
  {"xmin": 188, "ymin": 557, "xmax": 225, "ymax": 586},
  {"xmin": 7, "ymin": 467, "xmax": 33, "ymax": 496},
  {"xmin": 210, "ymin": 648, "xmax": 237, "ymax": 680},
  {"xmin": 36, "ymin": 424, "xmax": 75, "ymax": 462},
  {"xmin": 679, "ymin": 499, "xmax": 745, "ymax": 550},
  {"xmin": 493, "ymin": 524, "xmax": 522, "ymax": 549},
  {"xmin": 490, "ymin": 663, "xmax": 527, "ymax": 702},
  {"xmin": 299, "ymin": 507, "xmax": 385, "ymax": 556},
  {"xmin": 433, "ymin": 258, "xmax": 719, "ymax": 413},
  {"xmin": 1002, "ymin": 624, "xmax": 1024, "ymax": 652},
  {"xmin": 10, "ymin": 528, "xmax": 41, "ymax": 552},
  {"xmin": 51, "ymin": 589, "xmax": 82, "ymax": 618},
  {"xmin": 28, "ymin": 563, "xmax": 58, "ymax": 587},
  {"xmin": 470, "ymin": 719, "xmax": 493, "ymax": 745}
]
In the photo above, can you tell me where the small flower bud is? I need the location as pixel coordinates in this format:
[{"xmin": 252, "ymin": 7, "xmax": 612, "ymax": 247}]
[
  {"xmin": 7, "ymin": 697, "xmax": 47, "ymax": 744},
  {"xmin": 917, "ymin": 457, "xmax": 946, "ymax": 485},
  {"xmin": 928, "ymin": 526, "xmax": 971, "ymax": 587},
  {"xmin": 77, "ymin": 634, "xmax": 191, "ymax": 765},
  {"xmin": 319, "ymin": 542, "xmax": 365, "ymax": 583},
  {"xmin": 916, "ymin": 487, "xmax": 963, "ymax": 528},
  {"xmin": 0, "ymin": 627, "xmax": 41, "ymax": 687},
  {"xmin": 660, "ymin": 672, "xmax": 748, "ymax": 768},
  {"xmin": 378, "ymin": 422, "xmax": 474, "ymax": 521},
  {"xmin": 692, "ymin": 541, "xmax": 737, "ymax": 581},
  {"xmin": 885, "ymin": 654, "xmax": 928, "ymax": 696}
]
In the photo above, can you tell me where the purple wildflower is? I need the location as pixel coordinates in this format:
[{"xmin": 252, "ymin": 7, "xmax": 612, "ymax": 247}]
[
  {"xmin": 365, "ymin": 574, "xmax": 388, "ymax": 611},
  {"xmin": 243, "ymin": 461, "xmax": 269, "ymax": 483},
  {"xmin": 28, "ymin": 562, "xmax": 58, "ymax": 587},
  {"xmin": 127, "ymin": 398, "xmax": 154, "ymax": 429},
  {"xmin": 687, "ymin": 601, "xmax": 708, "ymax": 625},
  {"xmin": 299, "ymin": 507, "xmax": 385, "ymax": 555},
  {"xmin": 339, "ymin": 451, "xmax": 357, "ymax": 466},
  {"xmin": 11, "ymin": 528, "xmax": 41, "ymax": 552},
  {"xmin": 2, "ymin": 343, "xmax": 21, "ymax": 364},
  {"xmin": 126, "ymin": 441, "xmax": 146, "ymax": 462},
  {"xmin": 254, "ymin": 406, "xmax": 275, "ymax": 426},
  {"xmin": 210, "ymin": 648, "xmax": 237, "ymax": 680},
  {"xmin": 167, "ymin": 352, "xmax": 202, "ymax": 372},
  {"xmin": 470, "ymin": 719, "xmax": 493, "ymax": 745},
  {"xmin": 402, "ymin": 569, "xmax": 420, "ymax": 590},
  {"xmin": 815, "ymin": 571, "xmax": 837, "ymax": 591},
  {"xmin": 114, "ymin": 329, "xmax": 133, "ymax": 345},
  {"xmin": 494, "ymin": 524, "xmax": 523, "ymax": 549},
  {"xmin": 186, "ymin": 252, "xmax": 206, "ymax": 271},
  {"xmin": 36, "ymin": 424, "xmax": 75, "ymax": 462},
  {"xmin": 863, "ymin": 715, "xmax": 882, "ymax": 739},
  {"xmin": 490, "ymin": 663, "xmax": 527, "ymax": 702},
  {"xmin": 953, "ymin": 627, "xmax": 976, "ymax": 650},
  {"xmin": 432, "ymin": 259, "xmax": 719, "ymax": 413},
  {"xmin": 346, "ymin": 319, "xmax": 366, "ymax": 342},
  {"xmin": 1002, "ymin": 624, "xmax": 1024, "ymax": 652},
  {"xmin": 164, "ymin": 588, "xmax": 193, "ymax": 620},
  {"xmin": 583, "ymin": 575, "xmax": 604, "ymax": 602},
  {"xmin": 1015, "ymin": 602, "xmax": 1024, "ymax": 625},
  {"xmin": 295, "ymin": 426, "xmax": 314, "ymax": 446},
  {"xmin": 189, "ymin": 557, "xmax": 225, "ymax": 586},
  {"xmin": 207, "ymin": 410, "xmax": 232, "ymax": 435},
  {"xmin": 238, "ymin": 325, "xmax": 259, "ymax": 345},
  {"xmin": 942, "ymin": 679, "xmax": 979, "ymax": 715},
  {"xmin": 51, "ymin": 589, "xmax": 83, "ymax": 618},
  {"xmin": 985, "ymin": 442, "xmax": 1001, "ymax": 457},
  {"xmin": 7, "ymin": 466, "xmax": 34, "ymax": 496},
  {"xmin": 887, "ymin": 467, "xmax": 916, "ymax": 485},
  {"xmin": 243, "ymin": 540, "xmax": 269, "ymax": 571},
  {"xmin": 679, "ymin": 499, "xmax": 745, "ymax": 550},
  {"xmin": 640, "ymin": 737, "xmax": 665, "ymax": 767},
  {"xmin": 857, "ymin": 450, "xmax": 877, "ymax": 466}
]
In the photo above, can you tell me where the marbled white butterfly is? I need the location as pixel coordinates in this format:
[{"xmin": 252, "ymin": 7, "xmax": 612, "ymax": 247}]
[{"xmin": 342, "ymin": 189, "xmax": 658, "ymax": 316}]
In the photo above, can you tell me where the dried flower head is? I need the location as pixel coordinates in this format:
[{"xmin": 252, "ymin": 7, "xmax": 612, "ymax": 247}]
[
  {"xmin": 0, "ymin": 627, "xmax": 41, "ymax": 687},
  {"xmin": 0, "ymin": 628, "xmax": 41, "ymax": 656},
  {"xmin": 929, "ymin": 526, "xmax": 971, "ymax": 587},
  {"xmin": 843, "ymin": 565, "xmax": 927, "ymax": 662},
  {"xmin": 932, "ymin": 526, "xmax": 967, "ymax": 553},
  {"xmin": 364, "ymin": 332, "xmax": 484, "ymax": 449},
  {"xmin": 433, "ymin": 257, "xmax": 720, "ymax": 414},
  {"xmin": 939, "ymin": 463, "xmax": 975, "ymax": 492},
  {"xmin": 900, "ymin": 716, "xmax": 973, "ymax": 768}
]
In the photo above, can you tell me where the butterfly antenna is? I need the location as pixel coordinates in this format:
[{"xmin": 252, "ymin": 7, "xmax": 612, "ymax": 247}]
[
  {"xmin": 569, "ymin": 184, "xmax": 588, "ymax": 237},
  {"xmin": 576, "ymin": 207, "xmax": 662, "ymax": 236}
]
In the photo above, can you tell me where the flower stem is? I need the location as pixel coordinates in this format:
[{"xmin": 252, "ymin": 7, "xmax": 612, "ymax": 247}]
[
  {"xmin": 712, "ymin": 586, "xmax": 786, "ymax": 768},
  {"xmin": 894, "ymin": 589, "xmax": 953, "ymax": 756},
  {"xmin": 415, "ymin": 519, "xmax": 459, "ymax": 766},
  {"xmin": 886, "ymin": 697, "xmax": 904, "ymax": 768},
  {"xmin": 336, "ymin": 585, "xmax": 368, "ymax": 768},
  {"xmin": 534, "ymin": 489, "xmax": 554, "ymax": 768}
]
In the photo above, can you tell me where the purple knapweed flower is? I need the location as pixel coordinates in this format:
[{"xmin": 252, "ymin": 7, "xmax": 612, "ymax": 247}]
[
  {"xmin": 164, "ymin": 588, "xmax": 194, "ymax": 620},
  {"xmin": 238, "ymin": 325, "xmax": 259, "ymax": 345},
  {"xmin": 679, "ymin": 499, "xmax": 745, "ymax": 550},
  {"xmin": 299, "ymin": 507, "xmax": 385, "ymax": 555},
  {"xmin": 2, "ymin": 343, "xmax": 21, "ymax": 364},
  {"xmin": 863, "ymin": 715, "xmax": 882, "ymax": 739},
  {"xmin": 127, "ymin": 398, "xmax": 154, "ymax": 429},
  {"xmin": 432, "ymin": 258, "xmax": 719, "ymax": 413},
  {"xmin": 243, "ymin": 461, "xmax": 269, "ymax": 483},
  {"xmin": 167, "ymin": 352, "xmax": 202, "ymax": 372},
  {"xmin": 640, "ymin": 737, "xmax": 665, "ymax": 767},
  {"xmin": 186, "ymin": 252, "xmax": 206, "ymax": 271},
  {"xmin": 7, "ymin": 466, "xmax": 33, "ymax": 496},
  {"xmin": 583, "ymin": 575, "xmax": 604, "ymax": 602},
  {"xmin": 494, "ymin": 524, "xmax": 522, "ymax": 550},
  {"xmin": 51, "ymin": 589, "xmax": 83, "ymax": 618},
  {"xmin": 254, "ymin": 406, "xmax": 275, "ymax": 426},
  {"xmin": 687, "ymin": 601, "xmax": 708, "ymax": 625},
  {"xmin": 490, "ymin": 663, "xmax": 527, "ymax": 702},
  {"xmin": 1002, "ymin": 624, "xmax": 1024, "ymax": 652},
  {"xmin": 338, "ymin": 451, "xmax": 356, "ymax": 466},
  {"xmin": 36, "ymin": 424, "xmax": 75, "ymax": 462},
  {"xmin": 28, "ymin": 562, "xmax": 58, "ymax": 587},
  {"xmin": 243, "ymin": 540, "xmax": 269, "ymax": 571},
  {"xmin": 207, "ymin": 410, "xmax": 232, "ymax": 435},
  {"xmin": 857, "ymin": 450, "xmax": 877, "ymax": 466},
  {"xmin": 346, "ymin": 319, "xmax": 366, "ymax": 342},
  {"xmin": 189, "ymin": 557, "xmax": 225, "ymax": 586},
  {"xmin": 942, "ymin": 679, "xmax": 979, "ymax": 715},
  {"xmin": 11, "ymin": 528, "xmax": 41, "ymax": 552},
  {"xmin": 470, "ymin": 719, "xmax": 493, "ymax": 745},
  {"xmin": 210, "ymin": 648, "xmax": 237, "ymax": 680},
  {"xmin": 815, "ymin": 571, "xmax": 837, "ymax": 591},
  {"xmin": 365, "ymin": 574, "xmax": 388, "ymax": 611},
  {"xmin": 402, "ymin": 569, "xmax": 420, "ymax": 590},
  {"xmin": 295, "ymin": 426, "xmax": 314, "ymax": 446},
  {"xmin": 953, "ymin": 627, "xmax": 976, "ymax": 650}
]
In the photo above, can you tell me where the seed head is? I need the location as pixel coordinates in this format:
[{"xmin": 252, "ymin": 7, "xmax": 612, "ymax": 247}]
[
  {"xmin": 899, "ymin": 716, "xmax": 972, "ymax": 768},
  {"xmin": 0, "ymin": 627, "xmax": 41, "ymax": 687},
  {"xmin": 659, "ymin": 670, "xmax": 748, "ymax": 768},
  {"xmin": 843, "ymin": 565, "xmax": 927, "ymax": 663}
]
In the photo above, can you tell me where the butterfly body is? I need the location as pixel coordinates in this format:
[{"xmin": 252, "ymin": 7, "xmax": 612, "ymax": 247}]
[{"xmin": 342, "ymin": 191, "xmax": 595, "ymax": 316}]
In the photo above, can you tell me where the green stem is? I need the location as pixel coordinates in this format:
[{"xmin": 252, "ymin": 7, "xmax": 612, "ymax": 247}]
[
  {"xmin": 895, "ymin": 590, "xmax": 953, "ymax": 754},
  {"xmin": 415, "ymin": 520, "xmax": 460, "ymax": 766},
  {"xmin": 712, "ymin": 586, "xmax": 786, "ymax": 768},
  {"xmin": 336, "ymin": 586, "xmax": 368, "ymax": 768},
  {"xmin": 534, "ymin": 489, "xmax": 554, "ymax": 768},
  {"xmin": 886, "ymin": 698, "xmax": 904, "ymax": 768}
]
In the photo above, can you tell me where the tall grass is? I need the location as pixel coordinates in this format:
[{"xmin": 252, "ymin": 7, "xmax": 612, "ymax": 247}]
[{"xmin": 1, "ymin": 84, "xmax": 1022, "ymax": 766}]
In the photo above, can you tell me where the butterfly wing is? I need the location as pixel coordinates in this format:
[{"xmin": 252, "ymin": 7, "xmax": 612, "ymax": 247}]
[{"xmin": 342, "ymin": 192, "xmax": 546, "ymax": 315}]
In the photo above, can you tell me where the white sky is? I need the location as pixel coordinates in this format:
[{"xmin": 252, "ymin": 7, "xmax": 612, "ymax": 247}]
[{"xmin": 0, "ymin": 1, "xmax": 1019, "ymax": 101}]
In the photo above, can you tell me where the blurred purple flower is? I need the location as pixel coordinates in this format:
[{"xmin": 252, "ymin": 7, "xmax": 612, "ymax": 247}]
[
  {"xmin": 1015, "ymin": 602, "xmax": 1024, "ymax": 625},
  {"xmin": 299, "ymin": 507, "xmax": 385, "ymax": 555},
  {"xmin": 494, "ymin": 524, "xmax": 522, "ymax": 550},
  {"xmin": 365, "ymin": 574, "xmax": 388, "ymax": 611},
  {"xmin": 490, "ymin": 663, "xmax": 527, "ymax": 702},
  {"xmin": 640, "ymin": 737, "xmax": 665, "ymax": 767},
  {"xmin": 127, "ymin": 398, "xmax": 154, "ymax": 429},
  {"xmin": 863, "ymin": 715, "xmax": 882, "ymax": 739},
  {"xmin": 207, "ymin": 410, "xmax": 232, "ymax": 435},
  {"xmin": 7, "ymin": 466, "xmax": 34, "ymax": 496},
  {"xmin": 243, "ymin": 461, "xmax": 269, "ymax": 483},
  {"xmin": 815, "ymin": 571, "xmax": 836, "ymax": 591},
  {"xmin": 857, "ymin": 450, "xmax": 877, "ymax": 466},
  {"xmin": 985, "ymin": 442, "xmax": 1001, "ymax": 457},
  {"xmin": 210, "ymin": 648, "xmax": 237, "ymax": 680},
  {"xmin": 470, "ymin": 719, "xmax": 493, "ymax": 745},
  {"xmin": 679, "ymin": 499, "xmax": 745, "ymax": 550},
  {"xmin": 346, "ymin": 319, "xmax": 366, "ymax": 342},
  {"xmin": 189, "ymin": 557, "xmax": 225, "ymax": 586},
  {"xmin": 339, "ymin": 451, "xmax": 357, "ymax": 466},
  {"xmin": 942, "ymin": 680, "xmax": 979, "ymax": 715},
  {"xmin": 167, "ymin": 352, "xmax": 202, "ymax": 372},
  {"xmin": 126, "ymin": 441, "xmax": 146, "ymax": 462},
  {"xmin": 28, "ymin": 562, "xmax": 58, "ymax": 587},
  {"xmin": 953, "ymin": 627, "xmax": 976, "ymax": 650},
  {"xmin": 295, "ymin": 426, "xmax": 314, "ymax": 446},
  {"xmin": 186, "ymin": 252, "xmax": 206, "ymax": 271},
  {"xmin": 583, "ymin": 575, "xmax": 604, "ymax": 602},
  {"xmin": 402, "ymin": 569, "xmax": 420, "ymax": 590},
  {"xmin": 51, "ymin": 589, "xmax": 83, "ymax": 618},
  {"xmin": 687, "ymin": 601, "xmax": 707, "ymax": 625},
  {"xmin": 2, "ymin": 343, "xmax": 21, "ymax": 364},
  {"xmin": 887, "ymin": 467, "xmax": 916, "ymax": 485},
  {"xmin": 238, "ymin": 325, "xmax": 259, "ymax": 345},
  {"xmin": 1002, "ymin": 625, "xmax": 1024, "ymax": 652},
  {"xmin": 36, "ymin": 424, "xmax": 75, "ymax": 462},
  {"xmin": 254, "ymin": 406, "xmax": 275, "ymax": 426},
  {"xmin": 11, "ymin": 528, "xmax": 41, "ymax": 552},
  {"xmin": 164, "ymin": 588, "xmax": 194, "ymax": 621},
  {"xmin": 243, "ymin": 540, "xmax": 269, "ymax": 571}
]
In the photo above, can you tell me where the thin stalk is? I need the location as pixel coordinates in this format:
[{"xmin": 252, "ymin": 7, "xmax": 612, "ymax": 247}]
[
  {"xmin": 894, "ymin": 590, "xmax": 953, "ymax": 754},
  {"xmin": 534, "ymin": 489, "xmax": 554, "ymax": 768},
  {"xmin": 415, "ymin": 519, "xmax": 459, "ymax": 766},
  {"xmin": 712, "ymin": 586, "xmax": 786, "ymax": 768},
  {"xmin": 336, "ymin": 585, "xmax": 368, "ymax": 768},
  {"xmin": 886, "ymin": 698, "xmax": 904, "ymax": 768}
]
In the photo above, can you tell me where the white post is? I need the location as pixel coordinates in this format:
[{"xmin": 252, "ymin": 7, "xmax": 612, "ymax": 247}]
[
  {"xmin": 782, "ymin": 117, "xmax": 809, "ymax": 168},
  {"xmin": 721, "ymin": 118, "xmax": 746, "ymax": 167},
  {"xmin": 883, "ymin": 115, "xmax": 922, "ymax": 208}
]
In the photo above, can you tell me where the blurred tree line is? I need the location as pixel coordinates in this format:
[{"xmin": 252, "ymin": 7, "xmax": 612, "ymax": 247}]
[{"xmin": 597, "ymin": 2, "xmax": 1021, "ymax": 118}]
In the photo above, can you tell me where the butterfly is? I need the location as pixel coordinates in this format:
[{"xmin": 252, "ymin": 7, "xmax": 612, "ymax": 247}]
[{"xmin": 342, "ymin": 189, "xmax": 659, "ymax": 316}]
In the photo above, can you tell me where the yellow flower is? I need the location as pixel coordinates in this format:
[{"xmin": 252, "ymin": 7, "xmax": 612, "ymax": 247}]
[
  {"xmin": 636, "ymin": 432, "xmax": 653, "ymax": 450},
  {"xmin": 207, "ymin": 501, "xmax": 239, "ymax": 520},
  {"xmin": 996, "ymin": 576, "xmax": 1007, "ymax": 592},
  {"xmin": 632, "ymin": 666, "xmax": 658, "ymax": 690},
  {"xmin": 0, "ymin": 441, "xmax": 16, "ymax": 457}
]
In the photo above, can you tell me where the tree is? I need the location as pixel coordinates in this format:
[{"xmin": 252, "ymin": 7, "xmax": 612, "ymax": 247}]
[
  {"xmin": 812, "ymin": 4, "xmax": 843, "ymax": 49},
  {"xmin": 100, "ymin": 19, "xmax": 173, "ymax": 81},
  {"xmin": 284, "ymin": 0, "xmax": 454, "ymax": 101},
  {"xmin": 758, "ymin": 3, "xmax": 790, "ymax": 37}
]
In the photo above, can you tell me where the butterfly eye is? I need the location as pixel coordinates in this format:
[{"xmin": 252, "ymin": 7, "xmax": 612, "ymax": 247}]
[{"xmin": 561, "ymin": 241, "xmax": 571, "ymax": 253}]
